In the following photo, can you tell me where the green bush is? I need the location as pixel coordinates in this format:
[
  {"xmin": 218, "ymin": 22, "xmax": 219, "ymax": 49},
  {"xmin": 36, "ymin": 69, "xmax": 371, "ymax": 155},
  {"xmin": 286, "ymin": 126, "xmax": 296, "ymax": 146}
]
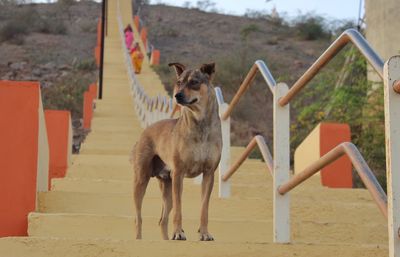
[
  {"xmin": 291, "ymin": 47, "xmax": 386, "ymax": 189},
  {"xmin": 294, "ymin": 15, "xmax": 330, "ymax": 40},
  {"xmin": 79, "ymin": 21, "xmax": 97, "ymax": 33},
  {"xmin": 35, "ymin": 18, "xmax": 67, "ymax": 35},
  {"xmin": 74, "ymin": 58, "xmax": 97, "ymax": 71},
  {"xmin": 41, "ymin": 72, "xmax": 91, "ymax": 119},
  {"xmin": 0, "ymin": 5, "xmax": 68, "ymax": 43},
  {"xmin": 0, "ymin": 20, "xmax": 28, "ymax": 42}
]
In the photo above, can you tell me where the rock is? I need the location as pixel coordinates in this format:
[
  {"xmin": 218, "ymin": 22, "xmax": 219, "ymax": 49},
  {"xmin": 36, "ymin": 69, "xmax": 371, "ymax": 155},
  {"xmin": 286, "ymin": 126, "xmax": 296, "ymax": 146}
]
[
  {"xmin": 41, "ymin": 62, "xmax": 56, "ymax": 70},
  {"xmin": 72, "ymin": 119, "xmax": 82, "ymax": 128},
  {"xmin": 32, "ymin": 68, "xmax": 42, "ymax": 77},
  {"xmin": 1, "ymin": 71, "xmax": 16, "ymax": 80},
  {"xmin": 9, "ymin": 62, "xmax": 27, "ymax": 70},
  {"xmin": 42, "ymin": 73, "xmax": 57, "ymax": 80},
  {"xmin": 293, "ymin": 60, "xmax": 304, "ymax": 69},
  {"xmin": 40, "ymin": 81, "xmax": 53, "ymax": 88},
  {"xmin": 58, "ymin": 64, "xmax": 72, "ymax": 71},
  {"xmin": 60, "ymin": 71, "xmax": 69, "ymax": 77},
  {"xmin": 21, "ymin": 75, "xmax": 34, "ymax": 81}
]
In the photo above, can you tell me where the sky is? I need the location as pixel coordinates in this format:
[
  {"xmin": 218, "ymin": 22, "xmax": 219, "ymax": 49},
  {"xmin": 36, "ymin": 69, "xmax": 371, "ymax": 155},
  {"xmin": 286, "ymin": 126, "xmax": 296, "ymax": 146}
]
[{"xmin": 150, "ymin": 0, "xmax": 364, "ymax": 21}]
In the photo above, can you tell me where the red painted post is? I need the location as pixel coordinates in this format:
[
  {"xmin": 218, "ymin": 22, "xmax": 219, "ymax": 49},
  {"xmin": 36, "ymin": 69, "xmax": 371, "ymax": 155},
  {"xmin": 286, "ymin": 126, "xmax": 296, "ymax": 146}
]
[
  {"xmin": 140, "ymin": 27, "xmax": 148, "ymax": 51},
  {"xmin": 150, "ymin": 49, "xmax": 160, "ymax": 66},
  {"xmin": 44, "ymin": 110, "xmax": 72, "ymax": 189},
  {"xmin": 89, "ymin": 83, "xmax": 98, "ymax": 100},
  {"xmin": 0, "ymin": 81, "xmax": 42, "ymax": 236},
  {"xmin": 319, "ymin": 123, "xmax": 353, "ymax": 188},
  {"xmin": 134, "ymin": 15, "xmax": 140, "ymax": 31},
  {"xmin": 83, "ymin": 91, "xmax": 93, "ymax": 129}
]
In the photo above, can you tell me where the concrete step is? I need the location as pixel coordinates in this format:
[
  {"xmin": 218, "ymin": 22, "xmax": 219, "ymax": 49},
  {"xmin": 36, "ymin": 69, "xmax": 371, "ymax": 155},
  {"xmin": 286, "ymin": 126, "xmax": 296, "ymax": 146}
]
[
  {"xmin": 37, "ymin": 188, "xmax": 385, "ymax": 226},
  {"xmin": 0, "ymin": 236, "xmax": 388, "ymax": 257},
  {"xmin": 37, "ymin": 191, "xmax": 274, "ymax": 219},
  {"xmin": 65, "ymin": 153, "xmax": 268, "ymax": 181},
  {"xmin": 27, "ymin": 212, "xmax": 386, "ymax": 246},
  {"xmin": 66, "ymin": 154, "xmax": 132, "ymax": 180}
]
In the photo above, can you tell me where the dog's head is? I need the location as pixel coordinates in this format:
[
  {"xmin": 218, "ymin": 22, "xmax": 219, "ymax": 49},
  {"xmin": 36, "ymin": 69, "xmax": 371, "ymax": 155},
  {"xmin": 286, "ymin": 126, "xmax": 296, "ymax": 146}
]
[{"xmin": 169, "ymin": 62, "xmax": 215, "ymax": 109}]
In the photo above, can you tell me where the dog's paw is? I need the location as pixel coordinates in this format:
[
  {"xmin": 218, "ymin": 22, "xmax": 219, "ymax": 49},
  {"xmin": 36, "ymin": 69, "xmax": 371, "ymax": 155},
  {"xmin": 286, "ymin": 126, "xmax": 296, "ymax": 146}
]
[
  {"xmin": 172, "ymin": 230, "xmax": 186, "ymax": 240},
  {"xmin": 199, "ymin": 232, "xmax": 214, "ymax": 241}
]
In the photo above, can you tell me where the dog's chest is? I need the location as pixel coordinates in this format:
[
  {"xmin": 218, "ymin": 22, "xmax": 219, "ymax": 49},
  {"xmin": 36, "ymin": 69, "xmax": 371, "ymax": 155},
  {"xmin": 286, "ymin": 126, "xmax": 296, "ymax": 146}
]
[{"xmin": 179, "ymin": 135, "xmax": 221, "ymax": 177}]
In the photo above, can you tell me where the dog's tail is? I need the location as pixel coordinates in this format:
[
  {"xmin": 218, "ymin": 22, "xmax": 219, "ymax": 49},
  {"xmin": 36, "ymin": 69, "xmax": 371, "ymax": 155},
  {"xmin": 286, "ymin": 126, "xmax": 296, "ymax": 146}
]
[{"xmin": 129, "ymin": 143, "xmax": 137, "ymax": 165}]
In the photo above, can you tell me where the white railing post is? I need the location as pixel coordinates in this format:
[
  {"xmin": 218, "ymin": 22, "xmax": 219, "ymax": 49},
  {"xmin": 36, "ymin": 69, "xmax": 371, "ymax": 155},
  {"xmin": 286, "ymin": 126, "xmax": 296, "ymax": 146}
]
[
  {"xmin": 218, "ymin": 102, "xmax": 231, "ymax": 198},
  {"xmin": 273, "ymin": 82, "xmax": 290, "ymax": 243},
  {"xmin": 193, "ymin": 174, "xmax": 203, "ymax": 184},
  {"xmin": 384, "ymin": 55, "xmax": 400, "ymax": 257}
]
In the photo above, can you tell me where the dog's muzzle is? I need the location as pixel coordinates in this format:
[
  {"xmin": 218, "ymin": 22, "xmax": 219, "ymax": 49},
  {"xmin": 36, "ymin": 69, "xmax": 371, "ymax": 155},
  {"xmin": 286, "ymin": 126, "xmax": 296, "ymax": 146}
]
[{"xmin": 175, "ymin": 92, "xmax": 197, "ymax": 105}]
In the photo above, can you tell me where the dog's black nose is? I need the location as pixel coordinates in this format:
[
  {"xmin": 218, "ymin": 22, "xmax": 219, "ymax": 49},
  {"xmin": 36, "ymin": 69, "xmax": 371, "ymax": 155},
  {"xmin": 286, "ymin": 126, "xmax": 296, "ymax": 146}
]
[{"xmin": 175, "ymin": 92, "xmax": 185, "ymax": 102}]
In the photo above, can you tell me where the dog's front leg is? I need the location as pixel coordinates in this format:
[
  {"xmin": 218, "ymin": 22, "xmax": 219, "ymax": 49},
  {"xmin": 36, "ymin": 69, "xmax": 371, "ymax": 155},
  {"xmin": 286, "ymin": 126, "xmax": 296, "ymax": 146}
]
[
  {"xmin": 171, "ymin": 172, "xmax": 186, "ymax": 240},
  {"xmin": 198, "ymin": 172, "xmax": 214, "ymax": 241}
]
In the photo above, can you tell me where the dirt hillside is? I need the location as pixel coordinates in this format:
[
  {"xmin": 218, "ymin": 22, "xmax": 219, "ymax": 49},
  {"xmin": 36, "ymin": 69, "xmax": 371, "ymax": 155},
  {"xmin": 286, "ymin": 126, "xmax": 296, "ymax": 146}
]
[
  {"xmin": 139, "ymin": 4, "xmax": 331, "ymax": 145},
  {"xmin": 0, "ymin": 1, "xmax": 101, "ymax": 151}
]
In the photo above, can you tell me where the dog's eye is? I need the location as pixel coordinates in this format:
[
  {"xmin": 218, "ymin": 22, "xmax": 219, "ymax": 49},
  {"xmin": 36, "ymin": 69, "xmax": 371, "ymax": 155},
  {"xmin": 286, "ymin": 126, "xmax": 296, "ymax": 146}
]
[
  {"xmin": 176, "ymin": 80, "xmax": 183, "ymax": 86},
  {"xmin": 188, "ymin": 80, "xmax": 200, "ymax": 89}
]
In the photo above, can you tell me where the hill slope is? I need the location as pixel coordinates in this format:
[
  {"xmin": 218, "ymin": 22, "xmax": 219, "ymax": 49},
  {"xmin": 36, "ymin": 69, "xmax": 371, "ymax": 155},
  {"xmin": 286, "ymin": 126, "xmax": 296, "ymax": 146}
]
[{"xmin": 140, "ymin": 4, "xmax": 332, "ymax": 145}]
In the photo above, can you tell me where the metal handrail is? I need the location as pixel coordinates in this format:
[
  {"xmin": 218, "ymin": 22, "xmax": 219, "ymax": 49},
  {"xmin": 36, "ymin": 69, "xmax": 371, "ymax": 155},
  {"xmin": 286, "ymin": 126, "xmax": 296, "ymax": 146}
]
[
  {"xmin": 278, "ymin": 29, "xmax": 384, "ymax": 106},
  {"xmin": 221, "ymin": 60, "xmax": 276, "ymax": 121},
  {"xmin": 222, "ymin": 135, "xmax": 273, "ymax": 181},
  {"xmin": 117, "ymin": 0, "xmax": 174, "ymax": 128},
  {"xmin": 278, "ymin": 142, "xmax": 388, "ymax": 218}
]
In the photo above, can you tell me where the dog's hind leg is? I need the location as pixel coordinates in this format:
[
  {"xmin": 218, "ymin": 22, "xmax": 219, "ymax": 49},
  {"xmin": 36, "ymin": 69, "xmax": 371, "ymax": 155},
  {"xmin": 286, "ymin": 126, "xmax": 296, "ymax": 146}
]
[
  {"xmin": 133, "ymin": 171, "xmax": 150, "ymax": 240},
  {"xmin": 158, "ymin": 177, "xmax": 172, "ymax": 240}
]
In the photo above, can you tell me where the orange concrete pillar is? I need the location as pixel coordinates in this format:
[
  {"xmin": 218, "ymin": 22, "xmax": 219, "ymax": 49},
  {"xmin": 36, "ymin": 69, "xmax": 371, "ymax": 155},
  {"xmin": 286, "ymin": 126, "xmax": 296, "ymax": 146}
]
[
  {"xmin": 294, "ymin": 122, "xmax": 353, "ymax": 188},
  {"xmin": 150, "ymin": 49, "xmax": 160, "ymax": 66},
  {"xmin": 83, "ymin": 91, "xmax": 93, "ymax": 130},
  {"xmin": 0, "ymin": 80, "xmax": 49, "ymax": 236},
  {"xmin": 95, "ymin": 46, "xmax": 101, "ymax": 67},
  {"xmin": 97, "ymin": 17, "xmax": 102, "ymax": 47},
  {"xmin": 134, "ymin": 15, "xmax": 140, "ymax": 31},
  {"xmin": 44, "ymin": 110, "xmax": 72, "ymax": 189},
  {"xmin": 319, "ymin": 123, "xmax": 352, "ymax": 188},
  {"xmin": 95, "ymin": 17, "xmax": 102, "ymax": 67},
  {"xmin": 89, "ymin": 83, "xmax": 98, "ymax": 100},
  {"xmin": 140, "ymin": 27, "xmax": 148, "ymax": 51}
]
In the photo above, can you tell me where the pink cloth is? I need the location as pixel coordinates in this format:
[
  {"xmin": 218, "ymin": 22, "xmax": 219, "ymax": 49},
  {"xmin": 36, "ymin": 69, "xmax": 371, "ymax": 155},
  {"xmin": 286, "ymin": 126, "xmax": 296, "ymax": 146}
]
[{"xmin": 125, "ymin": 31, "xmax": 134, "ymax": 49}]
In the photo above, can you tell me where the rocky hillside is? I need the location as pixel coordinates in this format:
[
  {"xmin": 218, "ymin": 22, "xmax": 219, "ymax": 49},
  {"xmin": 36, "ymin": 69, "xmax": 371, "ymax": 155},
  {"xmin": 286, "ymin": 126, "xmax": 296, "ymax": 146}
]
[
  {"xmin": 0, "ymin": 1, "xmax": 101, "ymax": 150},
  {"xmin": 140, "ymin": 4, "xmax": 333, "ymax": 145}
]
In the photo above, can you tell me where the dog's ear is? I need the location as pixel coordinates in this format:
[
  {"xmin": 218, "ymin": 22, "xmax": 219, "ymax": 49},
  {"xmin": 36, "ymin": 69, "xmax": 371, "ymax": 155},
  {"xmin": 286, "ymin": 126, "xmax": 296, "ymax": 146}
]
[
  {"xmin": 168, "ymin": 63, "xmax": 186, "ymax": 78},
  {"xmin": 200, "ymin": 63, "xmax": 215, "ymax": 80}
]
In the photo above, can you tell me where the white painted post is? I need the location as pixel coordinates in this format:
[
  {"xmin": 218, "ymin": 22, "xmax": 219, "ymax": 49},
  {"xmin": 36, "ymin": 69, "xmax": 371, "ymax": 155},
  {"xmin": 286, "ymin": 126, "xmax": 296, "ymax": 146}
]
[
  {"xmin": 148, "ymin": 109, "xmax": 153, "ymax": 126},
  {"xmin": 218, "ymin": 103, "xmax": 231, "ymax": 198},
  {"xmin": 273, "ymin": 83, "xmax": 290, "ymax": 243},
  {"xmin": 144, "ymin": 103, "xmax": 149, "ymax": 127},
  {"xmin": 384, "ymin": 55, "xmax": 400, "ymax": 257},
  {"xmin": 193, "ymin": 174, "xmax": 203, "ymax": 185}
]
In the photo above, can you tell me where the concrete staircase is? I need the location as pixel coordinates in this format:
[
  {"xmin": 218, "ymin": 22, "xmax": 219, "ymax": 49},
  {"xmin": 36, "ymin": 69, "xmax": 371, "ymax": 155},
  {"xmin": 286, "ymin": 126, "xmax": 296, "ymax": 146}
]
[{"xmin": 0, "ymin": 1, "xmax": 388, "ymax": 256}]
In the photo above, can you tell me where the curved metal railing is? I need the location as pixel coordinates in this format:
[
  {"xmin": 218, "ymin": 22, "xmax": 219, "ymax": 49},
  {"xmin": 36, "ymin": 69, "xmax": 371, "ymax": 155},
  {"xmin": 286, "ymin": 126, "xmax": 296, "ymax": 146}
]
[
  {"xmin": 222, "ymin": 135, "xmax": 273, "ymax": 181},
  {"xmin": 278, "ymin": 142, "xmax": 387, "ymax": 218},
  {"xmin": 278, "ymin": 29, "xmax": 384, "ymax": 106},
  {"xmin": 221, "ymin": 60, "xmax": 276, "ymax": 121},
  {"xmin": 216, "ymin": 28, "xmax": 400, "ymax": 244}
]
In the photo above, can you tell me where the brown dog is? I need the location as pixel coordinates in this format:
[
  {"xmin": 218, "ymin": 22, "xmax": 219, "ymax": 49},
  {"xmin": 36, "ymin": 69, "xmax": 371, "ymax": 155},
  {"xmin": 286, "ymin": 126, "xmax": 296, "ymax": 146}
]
[{"xmin": 132, "ymin": 62, "xmax": 222, "ymax": 241}]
